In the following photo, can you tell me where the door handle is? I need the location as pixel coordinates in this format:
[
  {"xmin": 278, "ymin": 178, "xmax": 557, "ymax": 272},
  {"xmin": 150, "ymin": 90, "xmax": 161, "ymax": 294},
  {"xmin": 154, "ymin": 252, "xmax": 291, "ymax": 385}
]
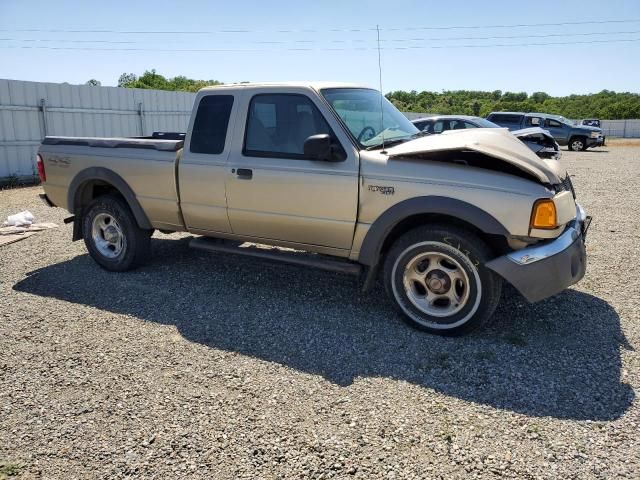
[{"xmin": 236, "ymin": 168, "xmax": 253, "ymax": 180}]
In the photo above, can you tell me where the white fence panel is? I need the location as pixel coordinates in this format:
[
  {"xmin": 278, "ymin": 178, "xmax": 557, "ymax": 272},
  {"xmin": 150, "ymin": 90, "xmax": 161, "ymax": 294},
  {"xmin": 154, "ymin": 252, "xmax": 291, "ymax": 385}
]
[
  {"xmin": 601, "ymin": 119, "xmax": 640, "ymax": 138},
  {"xmin": 0, "ymin": 79, "xmax": 196, "ymax": 179}
]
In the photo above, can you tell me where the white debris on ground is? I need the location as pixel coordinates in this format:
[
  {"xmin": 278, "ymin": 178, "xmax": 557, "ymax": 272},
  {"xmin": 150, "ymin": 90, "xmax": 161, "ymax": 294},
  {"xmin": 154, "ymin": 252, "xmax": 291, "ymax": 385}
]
[
  {"xmin": 0, "ymin": 210, "xmax": 57, "ymax": 247},
  {"xmin": 3, "ymin": 210, "xmax": 35, "ymax": 227}
]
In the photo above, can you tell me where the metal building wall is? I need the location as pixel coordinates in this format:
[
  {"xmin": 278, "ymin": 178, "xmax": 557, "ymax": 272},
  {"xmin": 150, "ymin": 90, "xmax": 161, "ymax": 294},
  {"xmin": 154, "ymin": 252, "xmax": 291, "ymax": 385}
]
[
  {"xmin": 601, "ymin": 119, "xmax": 640, "ymax": 138},
  {"xmin": 0, "ymin": 79, "xmax": 196, "ymax": 179}
]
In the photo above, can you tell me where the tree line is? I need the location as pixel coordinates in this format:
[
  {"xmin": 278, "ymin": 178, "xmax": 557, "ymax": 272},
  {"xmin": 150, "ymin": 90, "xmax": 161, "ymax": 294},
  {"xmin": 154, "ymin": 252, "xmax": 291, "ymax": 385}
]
[
  {"xmin": 90, "ymin": 71, "xmax": 640, "ymax": 119},
  {"xmin": 386, "ymin": 89, "xmax": 640, "ymax": 120}
]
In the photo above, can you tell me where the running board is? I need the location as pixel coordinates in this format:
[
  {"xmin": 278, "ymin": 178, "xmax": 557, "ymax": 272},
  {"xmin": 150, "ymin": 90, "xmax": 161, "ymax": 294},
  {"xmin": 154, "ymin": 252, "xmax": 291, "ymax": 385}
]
[{"xmin": 189, "ymin": 237, "xmax": 362, "ymax": 276}]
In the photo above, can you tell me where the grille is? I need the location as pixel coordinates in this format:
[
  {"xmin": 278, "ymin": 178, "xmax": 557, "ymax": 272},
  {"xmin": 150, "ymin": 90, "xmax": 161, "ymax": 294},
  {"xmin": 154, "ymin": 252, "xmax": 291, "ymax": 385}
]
[{"xmin": 560, "ymin": 174, "xmax": 576, "ymax": 199}]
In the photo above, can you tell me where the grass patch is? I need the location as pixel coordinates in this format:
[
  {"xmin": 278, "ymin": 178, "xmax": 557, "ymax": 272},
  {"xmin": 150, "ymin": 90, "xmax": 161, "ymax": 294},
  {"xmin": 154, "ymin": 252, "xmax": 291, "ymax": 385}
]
[
  {"xmin": 0, "ymin": 174, "xmax": 40, "ymax": 190},
  {"xmin": 604, "ymin": 138, "xmax": 640, "ymax": 147},
  {"xmin": 0, "ymin": 461, "xmax": 23, "ymax": 479}
]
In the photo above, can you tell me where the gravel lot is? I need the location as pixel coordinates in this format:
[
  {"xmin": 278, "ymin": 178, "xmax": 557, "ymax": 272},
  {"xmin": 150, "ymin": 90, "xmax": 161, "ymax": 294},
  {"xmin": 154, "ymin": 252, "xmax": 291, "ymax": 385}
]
[{"xmin": 1, "ymin": 143, "xmax": 639, "ymax": 479}]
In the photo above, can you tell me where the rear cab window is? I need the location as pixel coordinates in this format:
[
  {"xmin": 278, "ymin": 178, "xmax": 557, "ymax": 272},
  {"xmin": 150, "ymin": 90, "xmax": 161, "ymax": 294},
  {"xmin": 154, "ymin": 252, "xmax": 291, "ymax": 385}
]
[
  {"xmin": 488, "ymin": 114, "xmax": 524, "ymax": 125},
  {"xmin": 525, "ymin": 116, "xmax": 543, "ymax": 127},
  {"xmin": 190, "ymin": 95, "xmax": 234, "ymax": 154}
]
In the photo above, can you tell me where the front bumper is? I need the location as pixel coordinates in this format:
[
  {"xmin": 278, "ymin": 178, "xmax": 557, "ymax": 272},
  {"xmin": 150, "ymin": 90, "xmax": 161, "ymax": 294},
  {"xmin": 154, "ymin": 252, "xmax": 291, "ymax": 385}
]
[
  {"xmin": 486, "ymin": 205, "xmax": 591, "ymax": 302},
  {"xmin": 587, "ymin": 136, "xmax": 604, "ymax": 148}
]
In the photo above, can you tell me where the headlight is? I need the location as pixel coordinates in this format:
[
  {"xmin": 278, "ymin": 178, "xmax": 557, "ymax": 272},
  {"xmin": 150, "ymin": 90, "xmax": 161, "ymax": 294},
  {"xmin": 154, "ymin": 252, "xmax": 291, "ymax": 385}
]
[{"xmin": 590, "ymin": 131, "xmax": 600, "ymax": 138}]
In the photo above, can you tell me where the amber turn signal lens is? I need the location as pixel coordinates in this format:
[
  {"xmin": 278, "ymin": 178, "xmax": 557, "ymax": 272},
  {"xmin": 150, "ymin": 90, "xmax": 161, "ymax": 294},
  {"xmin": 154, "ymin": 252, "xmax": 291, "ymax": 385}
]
[{"xmin": 530, "ymin": 199, "xmax": 557, "ymax": 229}]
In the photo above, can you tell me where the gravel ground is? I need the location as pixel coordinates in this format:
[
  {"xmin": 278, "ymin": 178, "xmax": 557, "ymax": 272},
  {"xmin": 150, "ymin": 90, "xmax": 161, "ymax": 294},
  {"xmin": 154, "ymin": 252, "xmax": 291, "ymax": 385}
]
[{"xmin": 1, "ymin": 144, "xmax": 639, "ymax": 479}]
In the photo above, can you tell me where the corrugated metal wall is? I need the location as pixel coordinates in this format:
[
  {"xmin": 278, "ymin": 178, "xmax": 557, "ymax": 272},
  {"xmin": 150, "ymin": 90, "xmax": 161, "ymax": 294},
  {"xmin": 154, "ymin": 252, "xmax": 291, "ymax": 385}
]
[
  {"xmin": 0, "ymin": 79, "xmax": 196, "ymax": 178},
  {"xmin": 600, "ymin": 119, "xmax": 640, "ymax": 138}
]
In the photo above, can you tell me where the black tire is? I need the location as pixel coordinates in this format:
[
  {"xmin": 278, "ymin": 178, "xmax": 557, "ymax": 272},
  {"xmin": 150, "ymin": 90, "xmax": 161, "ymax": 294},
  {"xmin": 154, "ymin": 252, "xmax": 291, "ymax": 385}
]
[
  {"xmin": 568, "ymin": 136, "xmax": 587, "ymax": 151},
  {"xmin": 82, "ymin": 194, "xmax": 152, "ymax": 272},
  {"xmin": 383, "ymin": 225, "xmax": 502, "ymax": 336}
]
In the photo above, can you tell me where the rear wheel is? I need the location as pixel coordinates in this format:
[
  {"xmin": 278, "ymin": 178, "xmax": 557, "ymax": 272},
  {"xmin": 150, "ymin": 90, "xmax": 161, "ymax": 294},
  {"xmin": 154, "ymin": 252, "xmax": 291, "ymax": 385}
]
[
  {"xmin": 383, "ymin": 225, "xmax": 502, "ymax": 335},
  {"xmin": 82, "ymin": 194, "xmax": 152, "ymax": 271},
  {"xmin": 568, "ymin": 136, "xmax": 587, "ymax": 151}
]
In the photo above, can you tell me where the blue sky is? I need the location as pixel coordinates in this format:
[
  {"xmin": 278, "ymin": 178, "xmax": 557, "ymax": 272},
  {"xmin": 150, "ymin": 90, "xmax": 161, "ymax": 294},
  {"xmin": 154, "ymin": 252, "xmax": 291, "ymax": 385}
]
[{"xmin": 1, "ymin": 0, "xmax": 639, "ymax": 95}]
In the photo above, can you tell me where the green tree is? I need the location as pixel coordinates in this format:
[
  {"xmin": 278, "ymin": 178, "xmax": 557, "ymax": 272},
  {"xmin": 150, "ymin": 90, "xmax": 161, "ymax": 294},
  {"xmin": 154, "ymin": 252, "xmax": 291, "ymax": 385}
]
[
  {"xmin": 386, "ymin": 88, "xmax": 640, "ymax": 119},
  {"xmin": 117, "ymin": 70, "xmax": 223, "ymax": 92},
  {"xmin": 85, "ymin": 79, "xmax": 101, "ymax": 86}
]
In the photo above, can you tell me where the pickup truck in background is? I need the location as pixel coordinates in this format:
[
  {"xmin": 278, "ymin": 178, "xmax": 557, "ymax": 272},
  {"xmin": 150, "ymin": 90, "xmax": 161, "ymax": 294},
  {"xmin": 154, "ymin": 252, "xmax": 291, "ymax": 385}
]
[
  {"xmin": 486, "ymin": 111, "xmax": 604, "ymax": 151},
  {"xmin": 38, "ymin": 82, "xmax": 590, "ymax": 336}
]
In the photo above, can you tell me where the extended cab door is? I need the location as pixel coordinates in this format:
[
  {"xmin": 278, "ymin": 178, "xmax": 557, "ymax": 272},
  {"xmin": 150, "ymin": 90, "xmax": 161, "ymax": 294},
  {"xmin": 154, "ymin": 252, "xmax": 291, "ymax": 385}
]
[
  {"xmin": 179, "ymin": 91, "xmax": 238, "ymax": 232},
  {"xmin": 225, "ymin": 89, "xmax": 359, "ymax": 251}
]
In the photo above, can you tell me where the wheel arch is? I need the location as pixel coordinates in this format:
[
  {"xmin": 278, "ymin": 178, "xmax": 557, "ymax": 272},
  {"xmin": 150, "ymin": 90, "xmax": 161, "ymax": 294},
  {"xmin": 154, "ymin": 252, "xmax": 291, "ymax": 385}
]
[
  {"xmin": 68, "ymin": 167, "xmax": 152, "ymax": 239},
  {"xmin": 358, "ymin": 196, "xmax": 510, "ymax": 270}
]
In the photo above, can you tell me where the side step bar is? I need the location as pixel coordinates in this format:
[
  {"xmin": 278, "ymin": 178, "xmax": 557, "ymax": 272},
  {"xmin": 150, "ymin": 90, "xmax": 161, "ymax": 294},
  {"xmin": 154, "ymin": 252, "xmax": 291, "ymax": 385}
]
[{"xmin": 189, "ymin": 237, "xmax": 362, "ymax": 276}]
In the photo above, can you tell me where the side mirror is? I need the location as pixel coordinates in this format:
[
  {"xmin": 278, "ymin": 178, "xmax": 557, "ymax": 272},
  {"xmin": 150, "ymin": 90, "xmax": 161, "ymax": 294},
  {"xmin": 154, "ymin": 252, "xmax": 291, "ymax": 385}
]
[{"xmin": 303, "ymin": 134, "xmax": 333, "ymax": 161}]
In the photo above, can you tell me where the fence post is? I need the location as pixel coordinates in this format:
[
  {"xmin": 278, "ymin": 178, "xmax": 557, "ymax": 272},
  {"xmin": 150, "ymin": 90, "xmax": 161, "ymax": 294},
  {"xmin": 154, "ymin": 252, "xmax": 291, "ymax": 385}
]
[
  {"xmin": 622, "ymin": 120, "xmax": 627, "ymax": 138},
  {"xmin": 39, "ymin": 98, "xmax": 48, "ymax": 138},
  {"xmin": 138, "ymin": 102, "xmax": 144, "ymax": 136}
]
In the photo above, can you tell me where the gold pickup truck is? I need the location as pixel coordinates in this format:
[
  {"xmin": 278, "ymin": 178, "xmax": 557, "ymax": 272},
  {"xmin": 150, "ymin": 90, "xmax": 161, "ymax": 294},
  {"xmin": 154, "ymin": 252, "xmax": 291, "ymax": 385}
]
[{"xmin": 37, "ymin": 82, "xmax": 590, "ymax": 335}]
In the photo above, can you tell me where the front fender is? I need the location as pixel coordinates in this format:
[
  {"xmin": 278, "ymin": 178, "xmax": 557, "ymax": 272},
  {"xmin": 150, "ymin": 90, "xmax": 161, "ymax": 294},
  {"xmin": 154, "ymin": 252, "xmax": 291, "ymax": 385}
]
[{"xmin": 358, "ymin": 196, "xmax": 509, "ymax": 267}]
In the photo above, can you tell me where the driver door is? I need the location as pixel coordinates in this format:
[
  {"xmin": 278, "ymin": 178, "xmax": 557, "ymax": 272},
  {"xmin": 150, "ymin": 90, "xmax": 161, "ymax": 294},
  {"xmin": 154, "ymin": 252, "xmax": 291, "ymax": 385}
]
[
  {"xmin": 225, "ymin": 90, "xmax": 359, "ymax": 251},
  {"xmin": 544, "ymin": 118, "xmax": 569, "ymax": 143}
]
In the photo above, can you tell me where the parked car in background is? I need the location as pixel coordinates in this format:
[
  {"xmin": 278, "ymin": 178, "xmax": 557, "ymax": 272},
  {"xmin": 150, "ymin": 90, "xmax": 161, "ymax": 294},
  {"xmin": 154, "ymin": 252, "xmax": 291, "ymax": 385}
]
[
  {"xmin": 411, "ymin": 115, "xmax": 560, "ymax": 159},
  {"xmin": 412, "ymin": 115, "xmax": 499, "ymax": 133},
  {"xmin": 581, "ymin": 119, "xmax": 601, "ymax": 128},
  {"xmin": 486, "ymin": 112, "xmax": 604, "ymax": 151},
  {"xmin": 580, "ymin": 119, "xmax": 605, "ymax": 145}
]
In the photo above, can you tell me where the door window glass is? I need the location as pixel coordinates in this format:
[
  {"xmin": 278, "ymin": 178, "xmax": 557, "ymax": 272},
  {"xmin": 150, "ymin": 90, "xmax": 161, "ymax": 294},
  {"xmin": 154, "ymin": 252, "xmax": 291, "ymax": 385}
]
[
  {"xmin": 244, "ymin": 94, "xmax": 342, "ymax": 159},
  {"xmin": 432, "ymin": 120, "xmax": 445, "ymax": 133}
]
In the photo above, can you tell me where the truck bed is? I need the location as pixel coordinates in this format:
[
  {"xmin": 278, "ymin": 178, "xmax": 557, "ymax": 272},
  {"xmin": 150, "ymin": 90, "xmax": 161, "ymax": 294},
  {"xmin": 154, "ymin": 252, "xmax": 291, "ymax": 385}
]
[
  {"xmin": 42, "ymin": 133, "xmax": 184, "ymax": 152},
  {"xmin": 39, "ymin": 133, "xmax": 185, "ymax": 231}
]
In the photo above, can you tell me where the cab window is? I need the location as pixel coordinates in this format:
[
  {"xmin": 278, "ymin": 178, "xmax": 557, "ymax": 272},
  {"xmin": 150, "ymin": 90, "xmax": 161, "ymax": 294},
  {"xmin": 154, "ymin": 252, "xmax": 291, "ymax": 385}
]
[
  {"xmin": 545, "ymin": 119, "xmax": 563, "ymax": 128},
  {"xmin": 190, "ymin": 95, "xmax": 234, "ymax": 154},
  {"xmin": 244, "ymin": 93, "xmax": 345, "ymax": 160}
]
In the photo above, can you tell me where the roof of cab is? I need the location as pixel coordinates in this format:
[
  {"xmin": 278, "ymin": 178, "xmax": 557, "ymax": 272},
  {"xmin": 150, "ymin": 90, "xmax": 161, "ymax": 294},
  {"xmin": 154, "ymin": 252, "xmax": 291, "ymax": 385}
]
[{"xmin": 198, "ymin": 81, "xmax": 372, "ymax": 93}]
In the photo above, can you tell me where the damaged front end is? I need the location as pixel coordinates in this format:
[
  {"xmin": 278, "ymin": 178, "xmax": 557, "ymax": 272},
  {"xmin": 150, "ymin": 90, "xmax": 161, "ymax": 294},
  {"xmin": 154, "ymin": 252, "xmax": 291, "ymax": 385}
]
[
  {"xmin": 384, "ymin": 128, "xmax": 563, "ymax": 185},
  {"xmin": 512, "ymin": 127, "xmax": 560, "ymax": 160}
]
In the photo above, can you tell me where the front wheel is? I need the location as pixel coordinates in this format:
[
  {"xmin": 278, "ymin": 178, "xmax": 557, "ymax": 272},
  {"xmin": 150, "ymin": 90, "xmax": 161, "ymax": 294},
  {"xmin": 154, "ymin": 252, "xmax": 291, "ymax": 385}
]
[
  {"xmin": 568, "ymin": 137, "xmax": 587, "ymax": 151},
  {"xmin": 383, "ymin": 225, "xmax": 502, "ymax": 335}
]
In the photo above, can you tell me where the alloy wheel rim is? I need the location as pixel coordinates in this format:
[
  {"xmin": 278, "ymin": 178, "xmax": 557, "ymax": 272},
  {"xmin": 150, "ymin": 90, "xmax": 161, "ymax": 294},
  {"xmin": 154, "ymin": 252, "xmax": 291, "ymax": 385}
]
[
  {"xmin": 402, "ymin": 251, "xmax": 471, "ymax": 318},
  {"xmin": 91, "ymin": 213, "xmax": 125, "ymax": 258}
]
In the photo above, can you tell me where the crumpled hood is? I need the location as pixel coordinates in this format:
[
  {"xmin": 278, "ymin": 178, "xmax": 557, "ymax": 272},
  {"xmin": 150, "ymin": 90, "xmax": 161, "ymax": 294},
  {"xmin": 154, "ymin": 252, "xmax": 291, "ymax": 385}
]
[{"xmin": 385, "ymin": 128, "xmax": 563, "ymax": 184}]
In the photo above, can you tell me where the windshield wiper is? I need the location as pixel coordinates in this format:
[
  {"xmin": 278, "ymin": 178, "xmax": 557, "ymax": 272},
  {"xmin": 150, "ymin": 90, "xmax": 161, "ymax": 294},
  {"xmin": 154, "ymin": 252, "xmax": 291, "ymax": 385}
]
[{"xmin": 365, "ymin": 137, "xmax": 411, "ymax": 151}]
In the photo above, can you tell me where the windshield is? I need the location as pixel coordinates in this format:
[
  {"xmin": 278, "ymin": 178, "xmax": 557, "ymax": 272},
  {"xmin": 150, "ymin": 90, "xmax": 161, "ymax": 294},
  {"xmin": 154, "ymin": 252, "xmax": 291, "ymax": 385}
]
[{"xmin": 321, "ymin": 88, "xmax": 419, "ymax": 149}]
